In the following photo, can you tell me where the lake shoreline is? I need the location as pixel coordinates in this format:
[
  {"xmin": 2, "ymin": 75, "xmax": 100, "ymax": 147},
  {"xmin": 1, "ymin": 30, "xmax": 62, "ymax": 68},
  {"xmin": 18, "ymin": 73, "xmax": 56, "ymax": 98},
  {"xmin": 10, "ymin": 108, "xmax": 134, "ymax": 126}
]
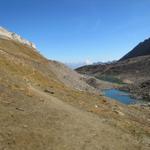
[{"xmin": 118, "ymin": 84, "xmax": 150, "ymax": 102}]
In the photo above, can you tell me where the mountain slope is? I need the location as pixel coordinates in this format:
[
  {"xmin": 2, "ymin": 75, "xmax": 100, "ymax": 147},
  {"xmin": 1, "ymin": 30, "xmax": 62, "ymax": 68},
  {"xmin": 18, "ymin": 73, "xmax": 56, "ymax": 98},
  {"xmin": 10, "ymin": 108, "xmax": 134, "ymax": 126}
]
[
  {"xmin": 77, "ymin": 55, "xmax": 150, "ymax": 83},
  {"xmin": 120, "ymin": 38, "xmax": 150, "ymax": 60},
  {"xmin": 76, "ymin": 38, "xmax": 150, "ymax": 101},
  {"xmin": 76, "ymin": 55, "xmax": 150, "ymax": 100},
  {"xmin": 48, "ymin": 60, "xmax": 96, "ymax": 92},
  {"xmin": 0, "ymin": 28, "xmax": 150, "ymax": 149}
]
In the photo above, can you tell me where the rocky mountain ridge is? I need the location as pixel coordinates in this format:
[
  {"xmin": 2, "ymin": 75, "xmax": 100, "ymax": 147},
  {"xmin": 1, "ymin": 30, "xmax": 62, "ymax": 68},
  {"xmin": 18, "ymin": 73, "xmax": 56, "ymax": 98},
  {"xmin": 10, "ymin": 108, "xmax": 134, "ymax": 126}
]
[
  {"xmin": 0, "ymin": 27, "xmax": 36, "ymax": 49},
  {"xmin": 120, "ymin": 37, "xmax": 150, "ymax": 60}
]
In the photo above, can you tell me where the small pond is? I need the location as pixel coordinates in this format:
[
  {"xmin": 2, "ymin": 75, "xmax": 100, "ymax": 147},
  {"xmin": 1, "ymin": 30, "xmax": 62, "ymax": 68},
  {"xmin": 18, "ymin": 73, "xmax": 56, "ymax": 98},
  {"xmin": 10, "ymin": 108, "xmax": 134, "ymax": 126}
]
[{"xmin": 103, "ymin": 89, "xmax": 143, "ymax": 105}]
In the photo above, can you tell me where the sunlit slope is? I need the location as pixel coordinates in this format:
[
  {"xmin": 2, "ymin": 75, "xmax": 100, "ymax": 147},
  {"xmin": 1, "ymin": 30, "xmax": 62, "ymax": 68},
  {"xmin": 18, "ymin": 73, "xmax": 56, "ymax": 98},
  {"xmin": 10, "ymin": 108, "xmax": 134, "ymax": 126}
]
[{"xmin": 0, "ymin": 38, "xmax": 150, "ymax": 150}]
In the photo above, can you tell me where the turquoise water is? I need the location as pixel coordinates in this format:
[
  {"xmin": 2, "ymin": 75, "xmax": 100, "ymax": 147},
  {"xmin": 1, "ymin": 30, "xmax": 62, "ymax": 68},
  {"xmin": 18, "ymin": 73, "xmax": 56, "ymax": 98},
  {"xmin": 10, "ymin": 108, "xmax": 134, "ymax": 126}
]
[{"xmin": 103, "ymin": 89, "xmax": 139, "ymax": 105}]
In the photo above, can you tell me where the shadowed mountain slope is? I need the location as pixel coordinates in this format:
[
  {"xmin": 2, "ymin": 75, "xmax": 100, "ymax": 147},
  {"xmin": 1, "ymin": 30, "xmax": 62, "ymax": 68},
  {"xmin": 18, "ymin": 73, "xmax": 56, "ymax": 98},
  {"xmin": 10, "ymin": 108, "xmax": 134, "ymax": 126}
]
[{"xmin": 120, "ymin": 38, "xmax": 150, "ymax": 61}]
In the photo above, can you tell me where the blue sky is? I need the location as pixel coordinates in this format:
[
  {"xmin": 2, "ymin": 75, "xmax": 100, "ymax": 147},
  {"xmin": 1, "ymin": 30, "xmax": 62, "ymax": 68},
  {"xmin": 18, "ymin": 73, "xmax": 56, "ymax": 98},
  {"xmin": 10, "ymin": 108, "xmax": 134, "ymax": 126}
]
[{"xmin": 0, "ymin": 0, "xmax": 150, "ymax": 63}]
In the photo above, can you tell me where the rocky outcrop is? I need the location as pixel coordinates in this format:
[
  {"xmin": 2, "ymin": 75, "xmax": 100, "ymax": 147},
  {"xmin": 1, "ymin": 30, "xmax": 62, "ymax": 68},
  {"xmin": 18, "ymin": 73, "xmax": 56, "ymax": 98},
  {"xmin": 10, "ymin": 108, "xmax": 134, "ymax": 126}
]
[
  {"xmin": 0, "ymin": 27, "xmax": 36, "ymax": 49},
  {"xmin": 120, "ymin": 80, "xmax": 150, "ymax": 101}
]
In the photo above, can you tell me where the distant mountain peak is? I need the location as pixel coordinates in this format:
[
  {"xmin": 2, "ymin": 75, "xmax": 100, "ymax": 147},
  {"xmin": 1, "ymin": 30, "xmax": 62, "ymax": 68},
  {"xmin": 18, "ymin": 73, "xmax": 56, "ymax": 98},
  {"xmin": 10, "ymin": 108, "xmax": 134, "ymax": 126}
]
[
  {"xmin": 0, "ymin": 26, "xmax": 36, "ymax": 49},
  {"xmin": 120, "ymin": 37, "xmax": 150, "ymax": 61}
]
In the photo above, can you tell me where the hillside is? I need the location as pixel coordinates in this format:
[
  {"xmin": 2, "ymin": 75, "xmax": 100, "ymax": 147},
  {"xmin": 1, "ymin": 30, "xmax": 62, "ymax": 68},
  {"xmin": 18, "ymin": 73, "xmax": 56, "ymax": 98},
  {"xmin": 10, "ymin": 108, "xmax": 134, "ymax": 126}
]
[
  {"xmin": 76, "ymin": 55, "xmax": 150, "ymax": 100},
  {"xmin": 48, "ymin": 60, "xmax": 96, "ymax": 92},
  {"xmin": 120, "ymin": 38, "xmax": 150, "ymax": 60},
  {"xmin": 0, "ymin": 28, "xmax": 150, "ymax": 149},
  {"xmin": 76, "ymin": 38, "xmax": 150, "ymax": 101},
  {"xmin": 77, "ymin": 55, "xmax": 150, "ymax": 83}
]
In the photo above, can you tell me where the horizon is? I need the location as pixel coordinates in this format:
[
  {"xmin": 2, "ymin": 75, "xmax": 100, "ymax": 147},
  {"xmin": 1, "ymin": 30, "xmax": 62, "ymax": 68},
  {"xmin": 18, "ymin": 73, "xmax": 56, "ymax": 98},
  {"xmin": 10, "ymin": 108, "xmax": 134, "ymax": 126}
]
[{"xmin": 0, "ymin": 0, "xmax": 150, "ymax": 64}]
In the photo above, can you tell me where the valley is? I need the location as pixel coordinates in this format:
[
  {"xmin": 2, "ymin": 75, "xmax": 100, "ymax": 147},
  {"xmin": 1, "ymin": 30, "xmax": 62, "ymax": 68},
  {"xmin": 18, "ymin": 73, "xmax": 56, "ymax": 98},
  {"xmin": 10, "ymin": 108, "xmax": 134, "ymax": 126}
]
[
  {"xmin": 1, "ymin": 0, "xmax": 150, "ymax": 149},
  {"xmin": 76, "ymin": 40, "xmax": 150, "ymax": 101},
  {"xmin": 0, "ymin": 28, "xmax": 149, "ymax": 150}
]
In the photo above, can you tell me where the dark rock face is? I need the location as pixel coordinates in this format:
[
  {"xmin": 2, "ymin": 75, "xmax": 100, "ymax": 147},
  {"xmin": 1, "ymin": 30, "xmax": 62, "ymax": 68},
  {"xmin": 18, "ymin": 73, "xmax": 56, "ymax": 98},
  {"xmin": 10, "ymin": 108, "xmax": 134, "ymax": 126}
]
[{"xmin": 120, "ymin": 38, "xmax": 150, "ymax": 61}]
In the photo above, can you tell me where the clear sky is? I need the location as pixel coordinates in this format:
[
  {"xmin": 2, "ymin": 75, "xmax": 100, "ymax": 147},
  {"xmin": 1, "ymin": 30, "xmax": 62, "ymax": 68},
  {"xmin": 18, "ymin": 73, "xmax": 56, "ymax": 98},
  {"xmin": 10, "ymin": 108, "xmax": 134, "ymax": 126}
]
[{"xmin": 0, "ymin": 0, "xmax": 150, "ymax": 63}]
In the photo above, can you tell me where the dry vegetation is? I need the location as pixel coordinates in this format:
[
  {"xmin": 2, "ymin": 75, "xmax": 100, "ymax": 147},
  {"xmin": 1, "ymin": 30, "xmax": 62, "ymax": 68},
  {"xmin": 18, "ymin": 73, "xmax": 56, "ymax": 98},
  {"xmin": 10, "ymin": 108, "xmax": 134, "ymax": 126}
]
[{"xmin": 0, "ymin": 38, "xmax": 150, "ymax": 150}]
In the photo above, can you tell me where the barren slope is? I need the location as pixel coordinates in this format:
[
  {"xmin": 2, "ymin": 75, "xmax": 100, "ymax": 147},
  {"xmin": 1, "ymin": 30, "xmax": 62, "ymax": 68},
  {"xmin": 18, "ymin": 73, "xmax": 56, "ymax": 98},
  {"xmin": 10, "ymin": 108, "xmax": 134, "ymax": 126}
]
[
  {"xmin": 48, "ymin": 60, "xmax": 96, "ymax": 92},
  {"xmin": 0, "ymin": 37, "xmax": 150, "ymax": 149}
]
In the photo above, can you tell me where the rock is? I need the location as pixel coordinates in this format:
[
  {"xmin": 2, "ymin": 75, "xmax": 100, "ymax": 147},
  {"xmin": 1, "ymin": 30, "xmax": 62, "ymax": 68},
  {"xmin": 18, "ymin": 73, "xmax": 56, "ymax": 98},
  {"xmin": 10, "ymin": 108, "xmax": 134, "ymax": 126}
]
[
  {"xmin": 44, "ymin": 88, "xmax": 54, "ymax": 94},
  {"xmin": 0, "ymin": 27, "xmax": 36, "ymax": 49},
  {"xmin": 102, "ymin": 99, "xmax": 107, "ymax": 103},
  {"xmin": 86, "ymin": 78, "xmax": 97, "ymax": 88},
  {"xmin": 23, "ymin": 125, "xmax": 28, "ymax": 128},
  {"xmin": 113, "ymin": 110, "xmax": 125, "ymax": 116},
  {"xmin": 120, "ymin": 80, "xmax": 150, "ymax": 101},
  {"xmin": 95, "ymin": 105, "xmax": 98, "ymax": 108},
  {"xmin": 15, "ymin": 107, "xmax": 24, "ymax": 111}
]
